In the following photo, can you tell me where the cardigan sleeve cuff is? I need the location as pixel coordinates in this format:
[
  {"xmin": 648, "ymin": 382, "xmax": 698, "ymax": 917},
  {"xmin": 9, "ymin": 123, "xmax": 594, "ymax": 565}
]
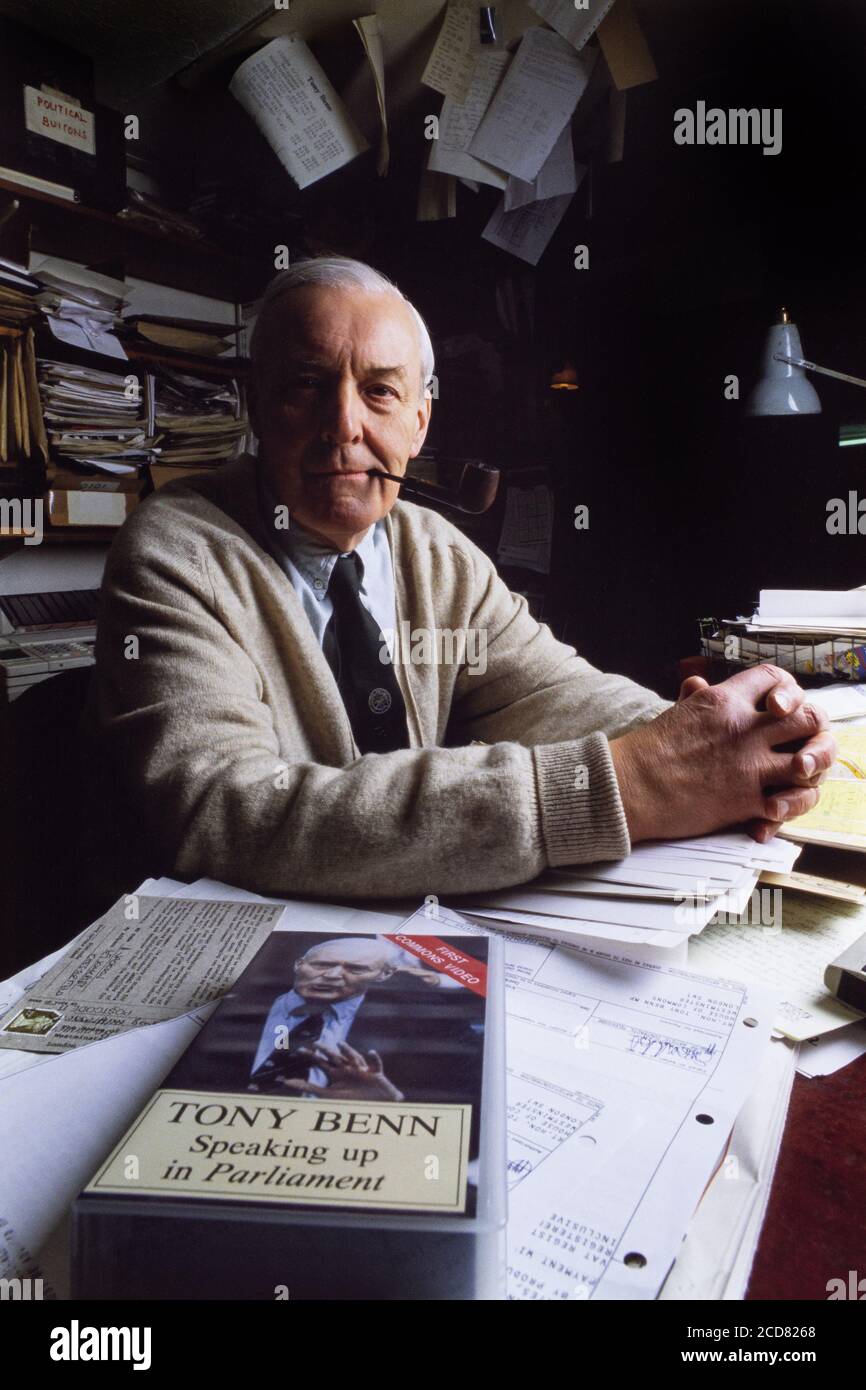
[{"xmin": 533, "ymin": 731, "xmax": 631, "ymax": 867}]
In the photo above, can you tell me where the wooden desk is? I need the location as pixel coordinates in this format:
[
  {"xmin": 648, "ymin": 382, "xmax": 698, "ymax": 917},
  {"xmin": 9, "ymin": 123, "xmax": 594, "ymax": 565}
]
[{"xmin": 747, "ymin": 844, "xmax": 866, "ymax": 1300}]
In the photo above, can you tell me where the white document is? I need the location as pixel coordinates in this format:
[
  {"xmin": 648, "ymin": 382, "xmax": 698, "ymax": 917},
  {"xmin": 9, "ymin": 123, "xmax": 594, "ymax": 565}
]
[
  {"xmin": 797, "ymin": 1018, "xmax": 866, "ymax": 1077},
  {"xmin": 428, "ymin": 49, "xmax": 511, "ymax": 190},
  {"xmin": 421, "ymin": 0, "xmax": 478, "ymax": 102},
  {"xmin": 160, "ymin": 876, "xmax": 410, "ymax": 935},
  {"xmin": 659, "ymin": 1035, "xmax": 798, "ymax": 1301},
  {"xmin": 756, "ymin": 589, "xmax": 866, "ymax": 623},
  {"xmin": 0, "ymin": 896, "xmax": 285, "ymax": 1052},
  {"xmin": 354, "ymin": 15, "xmax": 389, "ymax": 176},
  {"xmin": 504, "ymin": 126, "xmax": 585, "ymax": 211},
  {"xmin": 803, "ymin": 684, "xmax": 866, "ymax": 721},
  {"xmin": 229, "ymin": 36, "xmax": 368, "ymax": 191},
  {"xmin": 460, "ymin": 883, "xmax": 711, "ymax": 933},
  {"xmin": 482, "ymin": 193, "xmax": 573, "ymax": 266},
  {"xmin": 502, "ymin": 935, "xmax": 775, "ymax": 1299},
  {"xmin": 463, "ymin": 907, "xmax": 689, "ymax": 954},
  {"xmin": 46, "ymin": 315, "xmax": 128, "ymax": 359},
  {"xmin": 496, "ymin": 483, "xmax": 554, "ymax": 566},
  {"xmin": 0, "ymin": 1008, "xmax": 212, "ymax": 1284},
  {"xmin": 529, "ymin": 0, "xmax": 618, "ymax": 51},
  {"xmin": 689, "ymin": 894, "xmax": 866, "ymax": 1041},
  {"xmin": 470, "ymin": 26, "xmax": 592, "ymax": 183}
]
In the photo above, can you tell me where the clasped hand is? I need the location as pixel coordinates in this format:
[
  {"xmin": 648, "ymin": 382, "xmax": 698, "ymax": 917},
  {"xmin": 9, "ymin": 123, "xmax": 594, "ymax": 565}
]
[{"xmin": 610, "ymin": 664, "xmax": 837, "ymax": 845}]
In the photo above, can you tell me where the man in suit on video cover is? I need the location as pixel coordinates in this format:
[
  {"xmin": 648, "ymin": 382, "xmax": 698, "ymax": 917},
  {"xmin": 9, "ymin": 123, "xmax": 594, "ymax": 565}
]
[{"xmin": 248, "ymin": 935, "xmax": 484, "ymax": 1105}]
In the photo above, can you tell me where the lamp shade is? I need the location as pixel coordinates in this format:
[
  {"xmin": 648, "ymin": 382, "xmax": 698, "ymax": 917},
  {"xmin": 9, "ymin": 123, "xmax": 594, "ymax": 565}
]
[{"xmin": 745, "ymin": 314, "xmax": 821, "ymax": 415}]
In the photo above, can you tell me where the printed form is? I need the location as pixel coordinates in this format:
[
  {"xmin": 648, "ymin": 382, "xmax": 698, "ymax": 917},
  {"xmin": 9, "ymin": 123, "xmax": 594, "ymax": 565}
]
[{"xmin": 500, "ymin": 932, "xmax": 774, "ymax": 1300}]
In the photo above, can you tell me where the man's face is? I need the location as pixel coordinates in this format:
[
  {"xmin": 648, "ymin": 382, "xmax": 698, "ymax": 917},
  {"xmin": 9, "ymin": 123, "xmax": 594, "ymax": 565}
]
[
  {"xmin": 293, "ymin": 940, "xmax": 395, "ymax": 1003},
  {"xmin": 250, "ymin": 285, "xmax": 432, "ymax": 551}
]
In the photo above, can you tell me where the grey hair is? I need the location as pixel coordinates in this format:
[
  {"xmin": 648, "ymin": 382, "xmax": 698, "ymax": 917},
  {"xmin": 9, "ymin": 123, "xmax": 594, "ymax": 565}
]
[{"xmin": 249, "ymin": 256, "xmax": 435, "ymax": 396}]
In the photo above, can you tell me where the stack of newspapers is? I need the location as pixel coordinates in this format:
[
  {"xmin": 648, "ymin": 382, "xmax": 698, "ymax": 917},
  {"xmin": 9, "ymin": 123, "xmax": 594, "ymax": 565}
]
[{"xmin": 452, "ymin": 832, "xmax": 802, "ymax": 953}]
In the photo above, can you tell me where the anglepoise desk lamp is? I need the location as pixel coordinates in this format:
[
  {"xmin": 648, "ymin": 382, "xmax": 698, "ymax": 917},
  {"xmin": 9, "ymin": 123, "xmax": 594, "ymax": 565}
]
[{"xmin": 746, "ymin": 307, "xmax": 866, "ymax": 416}]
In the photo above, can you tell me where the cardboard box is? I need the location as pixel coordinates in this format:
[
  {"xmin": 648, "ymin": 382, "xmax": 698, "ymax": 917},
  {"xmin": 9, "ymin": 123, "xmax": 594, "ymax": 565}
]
[{"xmin": 46, "ymin": 472, "xmax": 141, "ymax": 527}]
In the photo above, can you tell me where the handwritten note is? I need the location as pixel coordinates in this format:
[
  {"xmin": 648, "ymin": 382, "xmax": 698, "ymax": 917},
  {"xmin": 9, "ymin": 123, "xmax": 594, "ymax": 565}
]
[
  {"xmin": 469, "ymin": 26, "xmax": 592, "ymax": 183},
  {"xmin": 689, "ymin": 893, "xmax": 866, "ymax": 1040},
  {"xmin": 421, "ymin": 0, "xmax": 478, "ymax": 102},
  {"xmin": 428, "ymin": 49, "xmax": 511, "ymax": 189},
  {"xmin": 482, "ymin": 193, "xmax": 573, "ymax": 266}
]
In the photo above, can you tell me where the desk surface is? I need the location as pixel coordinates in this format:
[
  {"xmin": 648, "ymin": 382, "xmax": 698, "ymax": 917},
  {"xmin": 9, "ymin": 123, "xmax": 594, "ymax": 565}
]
[{"xmin": 747, "ymin": 843, "xmax": 866, "ymax": 1300}]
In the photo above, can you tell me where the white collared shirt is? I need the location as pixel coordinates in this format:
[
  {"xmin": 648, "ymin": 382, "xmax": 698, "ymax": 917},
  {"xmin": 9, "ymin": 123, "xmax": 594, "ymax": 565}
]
[{"xmin": 259, "ymin": 477, "xmax": 397, "ymax": 656}]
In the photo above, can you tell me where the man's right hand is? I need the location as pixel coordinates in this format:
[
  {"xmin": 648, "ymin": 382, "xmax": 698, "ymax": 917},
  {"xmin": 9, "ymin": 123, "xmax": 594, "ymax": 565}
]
[{"xmin": 609, "ymin": 664, "xmax": 837, "ymax": 846}]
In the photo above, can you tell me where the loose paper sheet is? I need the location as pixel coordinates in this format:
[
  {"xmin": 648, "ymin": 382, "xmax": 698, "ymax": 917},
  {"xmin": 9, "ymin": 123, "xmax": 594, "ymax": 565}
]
[
  {"xmin": 470, "ymin": 26, "xmax": 593, "ymax": 183},
  {"xmin": 504, "ymin": 124, "xmax": 584, "ymax": 210},
  {"xmin": 500, "ymin": 932, "xmax": 775, "ymax": 1299},
  {"xmin": 529, "ymin": 0, "xmax": 618, "ymax": 51},
  {"xmin": 421, "ymin": 0, "xmax": 478, "ymax": 102},
  {"xmin": 483, "ymin": 193, "xmax": 573, "ymax": 265},
  {"xmin": 688, "ymin": 894, "xmax": 866, "ymax": 1041},
  {"xmin": 0, "ymin": 896, "xmax": 285, "ymax": 1052},
  {"xmin": 597, "ymin": 0, "xmax": 658, "ymax": 90},
  {"xmin": 797, "ymin": 1019, "xmax": 866, "ymax": 1077},
  {"xmin": 354, "ymin": 15, "xmax": 389, "ymax": 176},
  {"xmin": 229, "ymin": 35, "xmax": 368, "ymax": 190},
  {"xmin": 659, "ymin": 1035, "xmax": 798, "ymax": 1301},
  {"xmin": 428, "ymin": 49, "xmax": 511, "ymax": 189},
  {"xmin": 496, "ymin": 483, "xmax": 554, "ymax": 568},
  {"xmin": 782, "ymin": 780, "xmax": 866, "ymax": 850}
]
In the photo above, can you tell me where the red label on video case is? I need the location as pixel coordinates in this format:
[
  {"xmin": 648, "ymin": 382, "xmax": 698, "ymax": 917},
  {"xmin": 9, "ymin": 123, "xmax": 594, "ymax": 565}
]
[{"xmin": 384, "ymin": 934, "xmax": 488, "ymax": 996}]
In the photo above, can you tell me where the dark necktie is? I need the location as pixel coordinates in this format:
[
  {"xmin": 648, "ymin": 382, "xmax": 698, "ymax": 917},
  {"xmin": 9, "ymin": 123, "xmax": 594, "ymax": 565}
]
[
  {"xmin": 249, "ymin": 1010, "xmax": 325, "ymax": 1088},
  {"xmin": 322, "ymin": 552, "xmax": 410, "ymax": 755}
]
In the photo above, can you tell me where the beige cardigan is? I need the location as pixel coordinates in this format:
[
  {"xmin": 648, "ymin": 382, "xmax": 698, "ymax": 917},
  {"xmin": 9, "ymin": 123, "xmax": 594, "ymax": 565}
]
[{"xmin": 83, "ymin": 453, "xmax": 669, "ymax": 902}]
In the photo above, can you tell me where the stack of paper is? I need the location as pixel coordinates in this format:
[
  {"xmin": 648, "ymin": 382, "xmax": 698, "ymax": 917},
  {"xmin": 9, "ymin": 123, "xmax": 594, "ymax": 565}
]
[
  {"xmin": 151, "ymin": 367, "xmax": 247, "ymax": 466},
  {"xmin": 704, "ymin": 588, "xmax": 866, "ymax": 680},
  {"xmin": 0, "ymin": 255, "xmax": 42, "ymax": 324},
  {"xmin": 749, "ymin": 588, "xmax": 866, "ymax": 637},
  {"xmin": 453, "ymin": 832, "xmax": 801, "ymax": 952},
  {"xmin": 37, "ymin": 359, "xmax": 149, "ymax": 476}
]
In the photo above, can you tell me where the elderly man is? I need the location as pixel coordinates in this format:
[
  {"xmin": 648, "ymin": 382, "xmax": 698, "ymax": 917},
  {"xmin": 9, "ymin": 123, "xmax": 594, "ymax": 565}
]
[
  {"xmin": 84, "ymin": 256, "xmax": 834, "ymax": 906},
  {"xmin": 248, "ymin": 937, "xmax": 404, "ymax": 1098}
]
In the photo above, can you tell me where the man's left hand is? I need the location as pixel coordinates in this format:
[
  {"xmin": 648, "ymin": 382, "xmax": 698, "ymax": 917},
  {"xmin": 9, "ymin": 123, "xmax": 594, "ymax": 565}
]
[{"xmin": 677, "ymin": 670, "xmax": 835, "ymax": 842}]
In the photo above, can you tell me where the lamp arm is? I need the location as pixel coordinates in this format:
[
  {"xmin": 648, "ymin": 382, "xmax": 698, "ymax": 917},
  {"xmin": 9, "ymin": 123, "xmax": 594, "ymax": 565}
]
[{"xmin": 774, "ymin": 354, "xmax": 866, "ymax": 391}]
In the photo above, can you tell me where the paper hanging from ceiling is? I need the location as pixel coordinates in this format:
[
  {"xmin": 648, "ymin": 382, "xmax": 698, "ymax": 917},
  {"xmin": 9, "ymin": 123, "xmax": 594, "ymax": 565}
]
[
  {"xmin": 482, "ymin": 192, "xmax": 574, "ymax": 266},
  {"xmin": 428, "ymin": 49, "xmax": 511, "ymax": 190},
  {"xmin": 229, "ymin": 35, "xmax": 369, "ymax": 190},
  {"xmin": 528, "ymin": 0, "xmax": 618, "ymax": 51},
  {"xmin": 469, "ymin": 26, "xmax": 593, "ymax": 183},
  {"xmin": 421, "ymin": 0, "xmax": 478, "ymax": 102}
]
